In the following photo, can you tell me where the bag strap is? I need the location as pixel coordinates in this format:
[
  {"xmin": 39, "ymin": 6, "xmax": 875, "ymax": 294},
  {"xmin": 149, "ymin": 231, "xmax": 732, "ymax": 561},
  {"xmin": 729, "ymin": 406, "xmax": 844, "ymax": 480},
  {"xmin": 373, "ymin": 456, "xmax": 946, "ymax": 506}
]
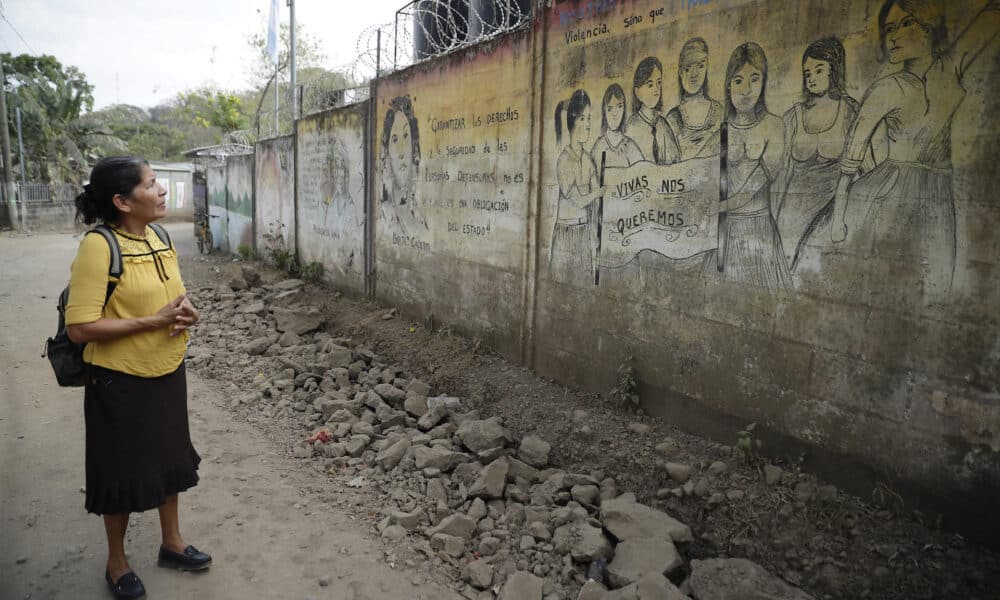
[
  {"xmin": 149, "ymin": 222, "xmax": 172, "ymax": 250},
  {"xmin": 89, "ymin": 223, "xmax": 123, "ymax": 279}
]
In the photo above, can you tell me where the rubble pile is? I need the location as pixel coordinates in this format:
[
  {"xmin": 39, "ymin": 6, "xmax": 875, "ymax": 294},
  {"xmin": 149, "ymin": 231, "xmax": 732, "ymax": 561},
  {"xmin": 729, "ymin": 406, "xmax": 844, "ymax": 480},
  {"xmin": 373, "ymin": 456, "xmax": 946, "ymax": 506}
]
[{"xmin": 186, "ymin": 274, "xmax": 816, "ymax": 600}]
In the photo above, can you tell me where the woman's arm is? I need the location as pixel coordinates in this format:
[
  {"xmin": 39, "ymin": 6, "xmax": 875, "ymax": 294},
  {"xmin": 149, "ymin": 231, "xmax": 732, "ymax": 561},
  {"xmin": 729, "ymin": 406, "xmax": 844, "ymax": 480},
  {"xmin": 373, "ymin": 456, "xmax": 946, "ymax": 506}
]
[
  {"xmin": 945, "ymin": 0, "xmax": 1000, "ymax": 81},
  {"xmin": 67, "ymin": 295, "xmax": 189, "ymax": 344}
]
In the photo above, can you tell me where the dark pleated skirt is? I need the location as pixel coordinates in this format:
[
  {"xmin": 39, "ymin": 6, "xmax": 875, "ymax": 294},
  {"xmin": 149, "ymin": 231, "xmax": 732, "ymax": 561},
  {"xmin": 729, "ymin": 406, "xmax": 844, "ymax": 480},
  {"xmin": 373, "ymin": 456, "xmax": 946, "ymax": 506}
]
[{"xmin": 84, "ymin": 363, "xmax": 201, "ymax": 515}]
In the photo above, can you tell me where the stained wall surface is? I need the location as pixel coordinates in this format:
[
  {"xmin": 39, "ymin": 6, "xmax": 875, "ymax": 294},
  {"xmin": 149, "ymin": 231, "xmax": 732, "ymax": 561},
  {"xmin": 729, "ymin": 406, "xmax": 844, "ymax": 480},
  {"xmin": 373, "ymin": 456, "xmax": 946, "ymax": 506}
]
[
  {"xmin": 535, "ymin": 0, "xmax": 1000, "ymax": 518},
  {"xmin": 254, "ymin": 136, "xmax": 296, "ymax": 253},
  {"xmin": 296, "ymin": 105, "xmax": 367, "ymax": 294},
  {"xmin": 373, "ymin": 30, "xmax": 536, "ymax": 356},
  {"xmin": 225, "ymin": 154, "xmax": 254, "ymax": 253}
]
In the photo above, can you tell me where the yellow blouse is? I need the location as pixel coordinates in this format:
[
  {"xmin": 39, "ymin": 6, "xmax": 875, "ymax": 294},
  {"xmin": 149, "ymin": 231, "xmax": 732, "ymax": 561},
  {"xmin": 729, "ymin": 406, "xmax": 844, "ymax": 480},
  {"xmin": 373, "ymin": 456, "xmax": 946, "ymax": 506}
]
[{"xmin": 65, "ymin": 225, "xmax": 189, "ymax": 378}]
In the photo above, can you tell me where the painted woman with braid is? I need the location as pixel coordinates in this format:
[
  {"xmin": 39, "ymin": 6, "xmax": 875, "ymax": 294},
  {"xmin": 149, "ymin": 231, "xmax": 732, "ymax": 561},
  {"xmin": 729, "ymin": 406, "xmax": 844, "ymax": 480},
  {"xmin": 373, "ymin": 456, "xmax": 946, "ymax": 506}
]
[
  {"xmin": 550, "ymin": 90, "xmax": 606, "ymax": 283},
  {"xmin": 625, "ymin": 57, "xmax": 681, "ymax": 165}
]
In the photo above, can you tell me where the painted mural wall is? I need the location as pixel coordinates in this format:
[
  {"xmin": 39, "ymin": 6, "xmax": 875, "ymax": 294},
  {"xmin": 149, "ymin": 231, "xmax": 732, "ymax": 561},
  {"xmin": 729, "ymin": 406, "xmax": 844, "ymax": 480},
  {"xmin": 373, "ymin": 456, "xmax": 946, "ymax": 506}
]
[
  {"xmin": 254, "ymin": 136, "xmax": 296, "ymax": 253},
  {"xmin": 296, "ymin": 105, "xmax": 367, "ymax": 294},
  {"xmin": 374, "ymin": 30, "xmax": 535, "ymax": 354},
  {"xmin": 225, "ymin": 154, "xmax": 254, "ymax": 253},
  {"xmin": 537, "ymin": 0, "xmax": 1000, "ymax": 504},
  {"xmin": 206, "ymin": 165, "xmax": 228, "ymax": 253}
]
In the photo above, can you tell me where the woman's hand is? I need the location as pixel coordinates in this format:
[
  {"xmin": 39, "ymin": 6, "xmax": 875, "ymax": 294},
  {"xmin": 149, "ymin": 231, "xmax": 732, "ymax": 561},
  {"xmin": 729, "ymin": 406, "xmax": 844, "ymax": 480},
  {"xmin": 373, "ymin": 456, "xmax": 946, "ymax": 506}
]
[
  {"xmin": 169, "ymin": 296, "xmax": 199, "ymax": 337},
  {"xmin": 156, "ymin": 295, "xmax": 187, "ymax": 329},
  {"xmin": 831, "ymin": 219, "xmax": 848, "ymax": 243}
]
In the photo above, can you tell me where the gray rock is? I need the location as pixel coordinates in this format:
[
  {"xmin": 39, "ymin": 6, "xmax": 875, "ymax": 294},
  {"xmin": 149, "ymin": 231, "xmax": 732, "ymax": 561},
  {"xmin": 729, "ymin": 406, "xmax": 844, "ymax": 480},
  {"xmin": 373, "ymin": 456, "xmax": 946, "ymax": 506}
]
[
  {"xmin": 528, "ymin": 521, "xmax": 552, "ymax": 541},
  {"xmin": 627, "ymin": 422, "xmax": 651, "ymax": 435},
  {"xmin": 322, "ymin": 345, "xmax": 354, "ymax": 369},
  {"xmin": 430, "ymin": 533, "xmax": 466, "ymax": 557},
  {"xmin": 687, "ymin": 558, "xmax": 816, "ymax": 600},
  {"xmin": 570, "ymin": 484, "xmax": 601, "ymax": 506},
  {"xmin": 552, "ymin": 521, "xmax": 612, "ymax": 563},
  {"xmin": 345, "ymin": 435, "xmax": 370, "ymax": 457},
  {"xmin": 273, "ymin": 278, "xmax": 304, "ymax": 290},
  {"xmin": 606, "ymin": 538, "xmax": 683, "ymax": 588},
  {"xmin": 406, "ymin": 378, "xmax": 431, "ymax": 397},
  {"xmin": 578, "ymin": 580, "xmax": 609, "ymax": 600},
  {"xmin": 479, "ymin": 536, "xmax": 501, "ymax": 556},
  {"xmin": 240, "ymin": 337, "xmax": 273, "ymax": 355},
  {"xmin": 469, "ymin": 457, "xmax": 510, "ymax": 499},
  {"xmin": 456, "ymin": 418, "xmax": 511, "ymax": 453},
  {"xmin": 292, "ymin": 443, "xmax": 313, "ymax": 459},
  {"xmin": 389, "ymin": 508, "xmax": 426, "ymax": 530},
  {"xmin": 272, "ymin": 306, "xmax": 323, "ymax": 335},
  {"xmin": 427, "ymin": 395, "xmax": 462, "ymax": 411},
  {"xmin": 240, "ymin": 300, "xmax": 266, "ymax": 314},
  {"xmin": 707, "ymin": 461, "xmax": 729, "ymax": 477},
  {"xmin": 507, "ymin": 457, "xmax": 542, "ymax": 483},
  {"xmin": 601, "ymin": 493, "xmax": 692, "ymax": 544},
  {"xmin": 499, "ymin": 571, "xmax": 544, "ymax": 600},
  {"xmin": 664, "ymin": 463, "xmax": 692, "ymax": 483},
  {"xmin": 427, "ymin": 478, "xmax": 449, "ymax": 505},
  {"xmin": 518, "ymin": 435, "xmax": 552, "ymax": 468},
  {"xmin": 468, "ymin": 497, "xmax": 488, "ymax": 521},
  {"xmin": 417, "ymin": 404, "xmax": 449, "ymax": 431},
  {"xmin": 404, "ymin": 394, "xmax": 429, "ymax": 417},
  {"xmin": 463, "ymin": 559, "xmax": 494, "ymax": 590},
  {"xmin": 381, "ymin": 525, "xmax": 407, "ymax": 542},
  {"xmin": 412, "ymin": 446, "xmax": 469, "ymax": 472},
  {"xmin": 374, "ymin": 383, "xmax": 407, "ymax": 406},
  {"xmin": 427, "ymin": 514, "xmax": 477, "ymax": 540},
  {"xmin": 375, "ymin": 437, "xmax": 411, "ymax": 470},
  {"xmin": 351, "ymin": 421, "xmax": 375, "ymax": 436}
]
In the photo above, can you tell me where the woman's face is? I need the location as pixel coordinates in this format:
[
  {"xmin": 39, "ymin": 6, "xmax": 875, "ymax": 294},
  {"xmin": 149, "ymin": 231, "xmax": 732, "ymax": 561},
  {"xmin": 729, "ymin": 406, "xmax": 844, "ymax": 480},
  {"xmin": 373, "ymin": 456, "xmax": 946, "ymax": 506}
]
[
  {"xmin": 572, "ymin": 105, "xmax": 593, "ymax": 145},
  {"xmin": 730, "ymin": 62, "xmax": 763, "ymax": 115},
  {"xmin": 605, "ymin": 95, "xmax": 625, "ymax": 131},
  {"xmin": 388, "ymin": 113, "xmax": 412, "ymax": 180},
  {"xmin": 802, "ymin": 57, "xmax": 831, "ymax": 96},
  {"xmin": 681, "ymin": 54, "xmax": 708, "ymax": 96},
  {"xmin": 634, "ymin": 67, "xmax": 662, "ymax": 109},
  {"xmin": 884, "ymin": 4, "xmax": 933, "ymax": 64},
  {"xmin": 123, "ymin": 164, "xmax": 167, "ymax": 222}
]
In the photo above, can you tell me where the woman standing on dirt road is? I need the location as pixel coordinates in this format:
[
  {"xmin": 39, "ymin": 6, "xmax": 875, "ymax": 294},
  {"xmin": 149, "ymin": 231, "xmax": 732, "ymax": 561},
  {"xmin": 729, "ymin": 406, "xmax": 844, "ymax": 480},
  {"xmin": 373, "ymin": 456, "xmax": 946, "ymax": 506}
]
[{"xmin": 65, "ymin": 157, "xmax": 211, "ymax": 600}]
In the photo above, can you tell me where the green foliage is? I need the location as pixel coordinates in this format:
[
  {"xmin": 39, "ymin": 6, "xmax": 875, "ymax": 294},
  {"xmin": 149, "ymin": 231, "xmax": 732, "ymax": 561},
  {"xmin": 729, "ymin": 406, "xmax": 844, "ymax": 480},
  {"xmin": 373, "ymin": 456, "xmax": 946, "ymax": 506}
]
[
  {"xmin": 299, "ymin": 261, "xmax": 324, "ymax": 282},
  {"xmin": 269, "ymin": 247, "xmax": 294, "ymax": 272},
  {"xmin": 177, "ymin": 87, "xmax": 249, "ymax": 133},
  {"xmin": 2, "ymin": 52, "xmax": 95, "ymax": 182},
  {"xmin": 611, "ymin": 353, "xmax": 640, "ymax": 409},
  {"xmin": 736, "ymin": 422, "xmax": 759, "ymax": 465},
  {"xmin": 237, "ymin": 244, "xmax": 256, "ymax": 260}
]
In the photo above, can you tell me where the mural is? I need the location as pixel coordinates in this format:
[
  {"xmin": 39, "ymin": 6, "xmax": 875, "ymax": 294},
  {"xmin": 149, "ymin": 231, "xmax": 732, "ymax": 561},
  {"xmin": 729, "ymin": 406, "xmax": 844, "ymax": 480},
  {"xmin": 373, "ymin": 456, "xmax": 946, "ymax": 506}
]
[
  {"xmin": 380, "ymin": 95, "xmax": 429, "ymax": 237},
  {"xmin": 225, "ymin": 154, "xmax": 254, "ymax": 252},
  {"xmin": 544, "ymin": 0, "xmax": 1000, "ymax": 304},
  {"xmin": 255, "ymin": 136, "xmax": 296, "ymax": 253},
  {"xmin": 206, "ymin": 165, "xmax": 228, "ymax": 253},
  {"xmin": 297, "ymin": 107, "xmax": 366, "ymax": 291}
]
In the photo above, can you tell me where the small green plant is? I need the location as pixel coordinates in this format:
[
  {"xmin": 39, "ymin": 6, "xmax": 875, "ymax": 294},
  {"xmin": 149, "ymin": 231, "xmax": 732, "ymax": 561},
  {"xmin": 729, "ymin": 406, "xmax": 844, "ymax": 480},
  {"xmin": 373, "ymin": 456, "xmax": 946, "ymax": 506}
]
[
  {"xmin": 611, "ymin": 353, "xmax": 640, "ymax": 409},
  {"xmin": 300, "ymin": 260, "xmax": 324, "ymax": 282},
  {"xmin": 236, "ymin": 244, "xmax": 256, "ymax": 260},
  {"xmin": 736, "ymin": 422, "xmax": 757, "ymax": 464},
  {"xmin": 268, "ymin": 246, "xmax": 294, "ymax": 272}
]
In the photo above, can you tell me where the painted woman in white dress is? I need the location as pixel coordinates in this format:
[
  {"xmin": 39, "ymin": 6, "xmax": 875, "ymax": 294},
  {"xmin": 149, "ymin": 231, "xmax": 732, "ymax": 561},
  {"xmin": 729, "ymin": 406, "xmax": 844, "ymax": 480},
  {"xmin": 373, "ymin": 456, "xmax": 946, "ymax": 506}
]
[
  {"xmin": 707, "ymin": 42, "xmax": 793, "ymax": 291},
  {"xmin": 664, "ymin": 37, "xmax": 724, "ymax": 161},
  {"xmin": 830, "ymin": 0, "xmax": 999, "ymax": 306},
  {"xmin": 625, "ymin": 57, "xmax": 681, "ymax": 165},
  {"xmin": 550, "ymin": 90, "xmax": 606, "ymax": 285},
  {"xmin": 591, "ymin": 83, "xmax": 644, "ymax": 169},
  {"xmin": 380, "ymin": 95, "xmax": 428, "ymax": 237},
  {"xmin": 775, "ymin": 37, "xmax": 859, "ymax": 272}
]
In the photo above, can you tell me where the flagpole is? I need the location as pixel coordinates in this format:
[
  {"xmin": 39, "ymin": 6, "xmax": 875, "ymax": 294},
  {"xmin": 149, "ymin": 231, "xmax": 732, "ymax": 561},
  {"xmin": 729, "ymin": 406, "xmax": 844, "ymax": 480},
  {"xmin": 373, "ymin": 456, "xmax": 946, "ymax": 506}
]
[
  {"xmin": 274, "ymin": 62, "xmax": 279, "ymax": 135},
  {"xmin": 288, "ymin": 0, "xmax": 296, "ymax": 121}
]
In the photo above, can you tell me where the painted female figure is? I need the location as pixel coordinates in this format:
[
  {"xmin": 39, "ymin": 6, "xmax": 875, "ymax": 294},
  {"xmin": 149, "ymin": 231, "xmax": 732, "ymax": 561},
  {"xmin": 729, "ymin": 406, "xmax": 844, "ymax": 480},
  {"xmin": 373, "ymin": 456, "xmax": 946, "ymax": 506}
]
[
  {"xmin": 380, "ymin": 95, "xmax": 427, "ymax": 236},
  {"xmin": 551, "ymin": 90, "xmax": 605, "ymax": 283},
  {"xmin": 775, "ymin": 37, "xmax": 859, "ymax": 271},
  {"xmin": 625, "ymin": 57, "xmax": 681, "ymax": 164},
  {"xmin": 708, "ymin": 42, "xmax": 792, "ymax": 291},
  {"xmin": 664, "ymin": 37, "xmax": 724, "ymax": 161},
  {"xmin": 831, "ymin": 0, "xmax": 999, "ymax": 305},
  {"xmin": 591, "ymin": 83, "xmax": 644, "ymax": 169}
]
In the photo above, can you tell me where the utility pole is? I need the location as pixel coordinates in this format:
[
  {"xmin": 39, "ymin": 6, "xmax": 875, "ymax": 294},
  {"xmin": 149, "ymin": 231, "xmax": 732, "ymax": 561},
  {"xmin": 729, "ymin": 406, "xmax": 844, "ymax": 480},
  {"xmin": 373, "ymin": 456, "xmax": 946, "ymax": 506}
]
[
  {"xmin": 16, "ymin": 107, "xmax": 26, "ymax": 184},
  {"xmin": 288, "ymin": 0, "xmax": 296, "ymax": 121},
  {"xmin": 0, "ymin": 58, "xmax": 19, "ymax": 230}
]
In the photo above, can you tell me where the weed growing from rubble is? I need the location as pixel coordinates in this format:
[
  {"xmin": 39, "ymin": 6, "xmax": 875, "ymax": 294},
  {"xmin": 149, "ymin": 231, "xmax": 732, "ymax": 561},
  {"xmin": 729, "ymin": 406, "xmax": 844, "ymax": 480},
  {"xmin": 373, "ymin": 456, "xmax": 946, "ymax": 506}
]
[
  {"xmin": 611, "ymin": 352, "xmax": 640, "ymax": 409},
  {"xmin": 300, "ymin": 261, "xmax": 324, "ymax": 283}
]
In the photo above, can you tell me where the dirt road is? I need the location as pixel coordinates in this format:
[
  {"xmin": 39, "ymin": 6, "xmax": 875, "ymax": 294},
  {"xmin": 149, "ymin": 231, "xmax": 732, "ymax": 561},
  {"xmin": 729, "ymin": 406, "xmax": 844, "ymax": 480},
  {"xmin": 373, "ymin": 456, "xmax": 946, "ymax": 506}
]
[{"xmin": 0, "ymin": 224, "xmax": 460, "ymax": 600}]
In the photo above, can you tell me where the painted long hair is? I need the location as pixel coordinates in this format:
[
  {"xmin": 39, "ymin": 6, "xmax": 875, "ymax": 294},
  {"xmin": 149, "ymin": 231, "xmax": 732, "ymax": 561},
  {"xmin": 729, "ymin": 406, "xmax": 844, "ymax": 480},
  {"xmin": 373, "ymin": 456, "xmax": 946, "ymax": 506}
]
[
  {"xmin": 801, "ymin": 37, "xmax": 850, "ymax": 103},
  {"xmin": 600, "ymin": 83, "xmax": 627, "ymax": 136},
  {"xmin": 878, "ymin": 0, "xmax": 948, "ymax": 62},
  {"xmin": 678, "ymin": 37, "xmax": 710, "ymax": 102},
  {"xmin": 555, "ymin": 89, "xmax": 591, "ymax": 145},
  {"xmin": 724, "ymin": 42, "xmax": 769, "ymax": 121},
  {"xmin": 381, "ymin": 95, "xmax": 421, "ymax": 172},
  {"xmin": 631, "ymin": 56, "xmax": 664, "ymax": 113}
]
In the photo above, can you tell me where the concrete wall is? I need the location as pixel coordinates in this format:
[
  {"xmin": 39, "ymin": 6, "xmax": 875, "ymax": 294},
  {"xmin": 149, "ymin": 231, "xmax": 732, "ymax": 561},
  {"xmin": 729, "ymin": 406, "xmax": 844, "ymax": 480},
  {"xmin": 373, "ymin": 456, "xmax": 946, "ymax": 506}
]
[
  {"xmin": 207, "ymin": 165, "xmax": 228, "ymax": 253},
  {"xmin": 17, "ymin": 201, "xmax": 77, "ymax": 231},
  {"xmin": 534, "ymin": 0, "xmax": 1000, "ymax": 526},
  {"xmin": 150, "ymin": 164, "xmax": 195, "ymax": 220},
  {"xmin": 373, "ymin": 29, "xmax": 536, "ymax": 357},
  {"xmin": 255, "ymin": 136, "xmax": 296, "ymax": 253},
  {"xmin": 296, "ymin": 105, "xmax": 367, "ymax": 295},
  {"xmin": 225, "ymin": 154, "xmax": 254, "ymax": 253}
]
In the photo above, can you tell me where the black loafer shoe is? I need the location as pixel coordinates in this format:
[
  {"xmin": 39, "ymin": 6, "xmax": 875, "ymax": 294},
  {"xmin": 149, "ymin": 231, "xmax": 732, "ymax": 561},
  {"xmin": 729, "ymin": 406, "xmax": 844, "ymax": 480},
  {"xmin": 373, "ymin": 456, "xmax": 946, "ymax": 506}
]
[
  {"xmin": 105, "ymin": 570, "xmax": 146, "ymax": 599},
  {"xmin": 157, "ymin": 544, "xmax": 212, "ymax": 571}
]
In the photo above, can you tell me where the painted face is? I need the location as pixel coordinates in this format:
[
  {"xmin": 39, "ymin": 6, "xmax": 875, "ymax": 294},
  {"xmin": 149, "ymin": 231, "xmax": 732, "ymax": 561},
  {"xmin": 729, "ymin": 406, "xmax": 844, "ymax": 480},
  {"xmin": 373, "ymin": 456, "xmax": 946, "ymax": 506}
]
[
  {"xmin": 124, "ymin": 164, "xmax": 167, "ymax": 221},
  {"xmin": 635, "ymin": 67, "xmax": 662, "ymax": 110},
  {"xmin": 681, "ymin": 54, "xmax": 708, "ymax": 96},
  {"xmin": 388, "ymin": 113, "xmax": 411, "ymax": 181},
  {"xmin": 730, "ymin": 62, "xmax": 763, "ymax": 116},
  {"xmin": 572, "ymin": 105, "xmax": 593, "ymax": 145},
  {"xmin": 884, "ymin": 4, "xmax": 933, "ymax": 64},
  {"xmin": 802, "ymin": 57, "xmax": 831, "ymax": 96},
  {"xmin": 605, "ymin": 95, "xmax": 625, "ymax": 131}
]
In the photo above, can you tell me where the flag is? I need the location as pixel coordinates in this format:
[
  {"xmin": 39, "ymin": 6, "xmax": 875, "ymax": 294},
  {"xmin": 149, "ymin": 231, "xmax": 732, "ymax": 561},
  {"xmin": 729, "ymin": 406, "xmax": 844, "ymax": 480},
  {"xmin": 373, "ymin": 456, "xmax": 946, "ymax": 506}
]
[{"xmin": 266, "ymin": 0, "xmax": 279, "ymax": 65}]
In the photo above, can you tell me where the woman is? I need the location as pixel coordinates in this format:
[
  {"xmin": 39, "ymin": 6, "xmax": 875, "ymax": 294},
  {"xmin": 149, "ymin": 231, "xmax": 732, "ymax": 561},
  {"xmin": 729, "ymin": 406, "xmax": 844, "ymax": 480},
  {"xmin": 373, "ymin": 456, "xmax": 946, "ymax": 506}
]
[
  {"xmin": 664, "ymin": 37, "xmax": 724, "ymax": 161},
  {"xmin": 551, "ymin": 90, "xmax": 605, "ymax": 284},
  {"xmin": 707, "ymin": 42, "xmax": 793, "ymax": 291},
  {"xmin": 380, "ymin": 95, "xmax": 428, "ymax": 236},
  {"xmin": 625, "ymin": 57, "xmax": 681, "ymax": 164},
  {"xmin": 831, "ymin": 0, "xmax": 999, "ymax": 305},
  {"xmin": 776, "ymin": 37, "xmax": 859, "ymax": 271},
  {"xmin": 591, "ymin": 83, "xmax": 644, "ymax": 169},
  {"xmin": 66, "ymin": 157, "xmax": 210, "ymax": 600}
]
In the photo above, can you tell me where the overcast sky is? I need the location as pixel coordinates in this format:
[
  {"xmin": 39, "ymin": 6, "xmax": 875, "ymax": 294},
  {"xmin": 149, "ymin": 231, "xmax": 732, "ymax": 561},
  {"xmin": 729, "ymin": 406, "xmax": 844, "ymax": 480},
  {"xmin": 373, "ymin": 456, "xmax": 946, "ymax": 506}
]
[{"xmin": 2, "ymin": 0, "xmax": 407, "ymax": 110}]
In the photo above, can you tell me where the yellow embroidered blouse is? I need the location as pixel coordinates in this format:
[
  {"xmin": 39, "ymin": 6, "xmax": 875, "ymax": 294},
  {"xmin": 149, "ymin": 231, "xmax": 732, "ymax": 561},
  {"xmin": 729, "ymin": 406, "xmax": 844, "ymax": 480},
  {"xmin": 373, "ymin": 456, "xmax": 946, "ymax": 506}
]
[{"xmin": 65, "ymin": 226, "xmax": 189, "ymax": 377}]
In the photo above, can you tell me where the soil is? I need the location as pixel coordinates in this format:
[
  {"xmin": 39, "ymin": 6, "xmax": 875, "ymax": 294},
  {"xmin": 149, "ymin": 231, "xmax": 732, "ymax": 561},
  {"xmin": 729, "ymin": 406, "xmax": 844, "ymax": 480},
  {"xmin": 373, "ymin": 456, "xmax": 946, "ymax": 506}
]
[{"xmin": 178, "ymin": 242, "xmax": 1000, "ymax": 600}]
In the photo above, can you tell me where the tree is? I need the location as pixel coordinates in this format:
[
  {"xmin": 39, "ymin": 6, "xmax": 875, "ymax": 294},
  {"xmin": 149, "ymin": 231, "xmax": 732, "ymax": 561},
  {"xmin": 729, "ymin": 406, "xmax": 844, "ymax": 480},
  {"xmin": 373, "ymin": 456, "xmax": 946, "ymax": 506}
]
[{"xmin": 2, "ymin": 53, "xmax": 95, "ymax": 182}]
